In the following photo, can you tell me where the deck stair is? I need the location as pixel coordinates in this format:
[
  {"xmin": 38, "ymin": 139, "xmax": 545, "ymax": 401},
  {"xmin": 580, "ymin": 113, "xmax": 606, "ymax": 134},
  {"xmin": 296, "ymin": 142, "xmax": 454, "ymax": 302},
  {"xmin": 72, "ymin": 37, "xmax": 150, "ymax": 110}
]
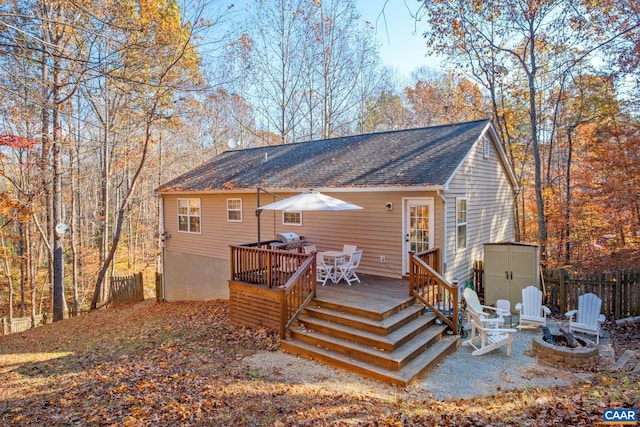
[{"xmin": 280, "ymin": 296, "xmax": 459, "ymax": 385}]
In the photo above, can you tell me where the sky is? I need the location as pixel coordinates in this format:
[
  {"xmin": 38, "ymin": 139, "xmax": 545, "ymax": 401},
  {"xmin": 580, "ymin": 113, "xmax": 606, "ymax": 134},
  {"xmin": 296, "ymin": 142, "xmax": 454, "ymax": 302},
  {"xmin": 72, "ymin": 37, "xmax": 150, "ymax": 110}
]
[{"xmin": 355, "ymin": 0, "xmax": 442, "ymax": 80}]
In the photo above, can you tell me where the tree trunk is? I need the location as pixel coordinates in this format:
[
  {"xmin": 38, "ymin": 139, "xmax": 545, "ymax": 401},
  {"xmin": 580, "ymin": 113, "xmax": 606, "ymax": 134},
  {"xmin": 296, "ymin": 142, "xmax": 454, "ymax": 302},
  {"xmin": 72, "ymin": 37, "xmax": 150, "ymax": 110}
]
[
  {"xmin": 52, "ymin": 43, "xmax": 66, "ymax": 321},
  {"xmin": 564, "ymin": 126, "xmax": 574, "ymax": 265}
]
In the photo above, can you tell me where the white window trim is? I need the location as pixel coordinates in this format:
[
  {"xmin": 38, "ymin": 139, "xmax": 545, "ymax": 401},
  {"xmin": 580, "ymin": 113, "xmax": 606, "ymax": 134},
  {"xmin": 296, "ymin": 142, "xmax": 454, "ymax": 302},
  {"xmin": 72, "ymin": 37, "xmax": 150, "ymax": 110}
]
[
  {"xmin": 177, "ymin": 198, "xmax": 202, "ymax": 234},
  {"xmin": 227, "ymin": 198, "xmax": 243, "ymax": 222},
  {"xmin": 456, "ymin": 197, "xmax": 467, "ymax": 251},
  {"xmin": 282, "ymin": 210, "xmax": 302, "ymax": 226}
]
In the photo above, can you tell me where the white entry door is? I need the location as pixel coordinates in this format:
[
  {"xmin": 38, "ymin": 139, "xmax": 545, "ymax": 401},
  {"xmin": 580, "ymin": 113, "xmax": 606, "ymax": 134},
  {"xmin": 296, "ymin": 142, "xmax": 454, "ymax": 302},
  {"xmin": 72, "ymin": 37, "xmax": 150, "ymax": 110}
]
[{"xmin": 403, "ymin": 198, "xmax": 435, "ymax": 274}]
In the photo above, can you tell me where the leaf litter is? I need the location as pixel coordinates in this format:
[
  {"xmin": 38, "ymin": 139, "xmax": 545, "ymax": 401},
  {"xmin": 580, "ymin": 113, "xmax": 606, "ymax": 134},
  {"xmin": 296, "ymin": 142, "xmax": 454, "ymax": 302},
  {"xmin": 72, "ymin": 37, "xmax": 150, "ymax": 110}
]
[{"xmin": 0, "ymin": 300, "xmax": 637, "ymax": 426}]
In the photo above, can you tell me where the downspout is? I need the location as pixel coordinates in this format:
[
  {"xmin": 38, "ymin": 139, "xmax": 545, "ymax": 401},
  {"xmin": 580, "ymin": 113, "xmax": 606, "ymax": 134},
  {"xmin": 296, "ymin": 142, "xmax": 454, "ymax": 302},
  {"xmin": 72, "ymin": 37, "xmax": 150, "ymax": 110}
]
[
  {"xmin": 161, "ymin": 197, "xmax": 166, "ymax": 301},
  {"xmin": 156, "ymin": 189, "xmax": 166, "ymax": 302},
  {"xmin": 437, "ymin": 190, "xmax": 447, "ymax": 278}
]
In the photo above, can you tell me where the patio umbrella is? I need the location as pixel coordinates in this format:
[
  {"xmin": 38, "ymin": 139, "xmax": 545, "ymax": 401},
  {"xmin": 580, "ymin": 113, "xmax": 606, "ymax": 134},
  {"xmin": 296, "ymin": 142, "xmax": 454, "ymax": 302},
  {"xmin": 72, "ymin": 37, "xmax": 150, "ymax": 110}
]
[
  {"xmin": 257, "ymin": 190, "xmax": 363, "ymax": 212},
  {"xmin": 256, "ymin": 189, "xmax": 363, "ymax": 246}
]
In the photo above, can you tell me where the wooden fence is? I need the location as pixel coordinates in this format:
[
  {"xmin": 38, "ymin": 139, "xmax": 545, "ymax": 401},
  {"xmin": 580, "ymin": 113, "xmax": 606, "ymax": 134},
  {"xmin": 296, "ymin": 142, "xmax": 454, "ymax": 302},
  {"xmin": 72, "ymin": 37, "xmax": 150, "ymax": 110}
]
[
  {"xmin": 1, "ymin": 314, "xmax": 46, "ymax": 335},
  {"xmin": 109, "ymin": 272, "xmax": 144, "ymax": 306},
  {"xmin": 1, "ymin": 272, "xmax": 144, "ymax": 336},
  {"xmin": 543, "ymin": 268, "xmax": 640, "ymax": 319}
]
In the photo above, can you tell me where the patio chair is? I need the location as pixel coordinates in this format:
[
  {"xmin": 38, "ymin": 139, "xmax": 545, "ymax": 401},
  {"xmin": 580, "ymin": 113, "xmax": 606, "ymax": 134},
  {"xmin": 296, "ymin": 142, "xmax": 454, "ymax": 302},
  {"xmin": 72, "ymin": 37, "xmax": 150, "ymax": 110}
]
[
  {"xmin": 342, "ymin": 244, "xmax": 357, "ymax": 261},
  {"xmin": 462, "ymin": 306, "xmax": 517, "ymax": 356},
  {"xmin": 515, "ymin": 286, "xmax": 550, "ymax": 329},
  {"xmin": 303, "ymin": 245, "xmax": 317, "ymax": 254},
  {"xmin": 336, "ymin": 250, "xmax": 362, "ymax": 285},
  {"xmin": 565, "ymin": 293, "xmax": 606, "ymax": 344},
  {"xmin": 315, "ymin": 253, "xmax": 334, "ymax": 286},
  {"xmin": 462, "ymin": 288, "xmax": 508, "ymax": 324}
]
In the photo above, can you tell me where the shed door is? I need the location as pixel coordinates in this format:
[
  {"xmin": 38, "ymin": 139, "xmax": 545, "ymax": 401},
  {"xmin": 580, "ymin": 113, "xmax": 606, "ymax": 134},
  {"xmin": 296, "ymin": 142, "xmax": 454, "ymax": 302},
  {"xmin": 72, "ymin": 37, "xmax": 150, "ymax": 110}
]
[
  {"xmin": 484, "ymin": 243, "xmax": 540, "ymax": 305},
  {"xmin": 403, "ymin": 198, "xmax": 434, "ymax": 274}
]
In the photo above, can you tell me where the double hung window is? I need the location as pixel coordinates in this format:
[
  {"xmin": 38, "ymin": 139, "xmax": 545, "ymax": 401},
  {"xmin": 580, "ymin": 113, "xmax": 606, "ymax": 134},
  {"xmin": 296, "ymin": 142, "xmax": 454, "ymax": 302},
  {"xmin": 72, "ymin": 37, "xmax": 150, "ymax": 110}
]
[
  {"xmin": 456, "ymin": 198, "xmax": 467, "ymax": 250},
  {"xmin": 178, "ymin": 199, "xmax": 201, "ymax": 233}
]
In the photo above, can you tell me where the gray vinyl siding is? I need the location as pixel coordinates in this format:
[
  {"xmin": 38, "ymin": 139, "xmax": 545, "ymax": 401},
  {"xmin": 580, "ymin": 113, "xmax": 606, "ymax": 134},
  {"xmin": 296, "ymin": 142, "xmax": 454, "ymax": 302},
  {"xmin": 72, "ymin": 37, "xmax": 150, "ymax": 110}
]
[{"xmin": 444, "ymin": 132, "xmax": 515, "ymax": 285}]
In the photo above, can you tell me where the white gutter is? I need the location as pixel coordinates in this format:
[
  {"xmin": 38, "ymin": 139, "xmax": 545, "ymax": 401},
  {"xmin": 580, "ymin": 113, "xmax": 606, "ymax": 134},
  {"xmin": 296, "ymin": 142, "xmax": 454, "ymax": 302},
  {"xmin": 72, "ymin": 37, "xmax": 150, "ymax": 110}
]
[{"xmin": 155, "ymin": 185, "xmax": 446, "ymax": 196}]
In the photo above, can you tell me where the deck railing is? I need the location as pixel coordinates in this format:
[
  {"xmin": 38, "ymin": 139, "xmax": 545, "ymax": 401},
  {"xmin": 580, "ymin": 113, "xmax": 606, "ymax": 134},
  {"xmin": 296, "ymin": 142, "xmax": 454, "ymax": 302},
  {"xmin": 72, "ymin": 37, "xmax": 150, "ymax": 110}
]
[
  {"xmin": 414, "ymin": 248, "xmax": 440, "ymax": 273},
  {"xmin": 230, "ymin": 244, "xmax": 311, "ymax": 288},
  {"xmin": 229, "ymin": 244, "xmax": 316, "ymax": 337},
  {"xmin": 280, "ymin": 255, "xmax": 316, "ymax": 337},
  {"xmin": 409, "ymin": 249, "xmax": 458, "ymax": 334}
]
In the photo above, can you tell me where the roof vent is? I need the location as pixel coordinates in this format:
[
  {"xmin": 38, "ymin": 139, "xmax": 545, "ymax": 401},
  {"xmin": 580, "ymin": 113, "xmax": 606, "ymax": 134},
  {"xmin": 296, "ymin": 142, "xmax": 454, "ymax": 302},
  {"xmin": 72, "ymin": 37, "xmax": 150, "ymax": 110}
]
[{"xmin": 483, "ymin": 137, "xmax": 491, "ymax": 159}]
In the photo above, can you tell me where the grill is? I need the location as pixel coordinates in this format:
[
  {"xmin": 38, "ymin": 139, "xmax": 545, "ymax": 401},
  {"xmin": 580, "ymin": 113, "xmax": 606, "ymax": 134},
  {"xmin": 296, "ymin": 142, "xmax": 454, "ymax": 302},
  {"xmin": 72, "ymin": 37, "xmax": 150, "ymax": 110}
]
[{"xmin": 270, "ymin": 232, "xmax": 303, "ymax": 250}]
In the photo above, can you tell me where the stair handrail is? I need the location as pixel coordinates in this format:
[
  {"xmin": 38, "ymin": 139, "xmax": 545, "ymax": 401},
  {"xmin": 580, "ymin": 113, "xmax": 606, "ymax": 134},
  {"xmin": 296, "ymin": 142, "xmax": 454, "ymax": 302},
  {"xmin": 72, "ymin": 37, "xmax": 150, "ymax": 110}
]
[
  {"xmin": 279, "ymin": 255, "xmax": 316, "ymax": 338},
  {"xmin": 409, "ymin": 250, "xmax": 458, "ymax": 334}
]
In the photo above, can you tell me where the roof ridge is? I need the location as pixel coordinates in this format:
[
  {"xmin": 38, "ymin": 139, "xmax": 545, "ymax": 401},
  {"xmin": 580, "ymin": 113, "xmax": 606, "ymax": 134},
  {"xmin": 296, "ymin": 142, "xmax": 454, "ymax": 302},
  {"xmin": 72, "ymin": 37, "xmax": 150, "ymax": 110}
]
[{"xmin": 223, "ymin": 119, "xmax": 491, "ymax": 154}]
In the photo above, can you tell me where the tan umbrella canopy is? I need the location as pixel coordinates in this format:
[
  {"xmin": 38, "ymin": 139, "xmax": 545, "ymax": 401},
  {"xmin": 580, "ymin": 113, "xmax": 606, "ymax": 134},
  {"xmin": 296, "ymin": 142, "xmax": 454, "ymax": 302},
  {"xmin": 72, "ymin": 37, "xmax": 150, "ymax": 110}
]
[{"xmin": 256, "ymin": 189, "xmax": 363, "ymax": 246}]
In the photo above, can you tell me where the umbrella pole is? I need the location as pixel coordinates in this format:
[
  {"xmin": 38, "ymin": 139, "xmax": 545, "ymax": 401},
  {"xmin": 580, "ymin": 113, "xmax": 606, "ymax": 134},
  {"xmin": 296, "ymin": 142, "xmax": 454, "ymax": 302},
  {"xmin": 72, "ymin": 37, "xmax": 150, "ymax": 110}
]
[
  {"xmin": 256, "ymin": 188, "xmax": 262, "ymax": 247},
  {"xmin": 256, "ymin": 187, "xmax": 284, "ymax": 248}
]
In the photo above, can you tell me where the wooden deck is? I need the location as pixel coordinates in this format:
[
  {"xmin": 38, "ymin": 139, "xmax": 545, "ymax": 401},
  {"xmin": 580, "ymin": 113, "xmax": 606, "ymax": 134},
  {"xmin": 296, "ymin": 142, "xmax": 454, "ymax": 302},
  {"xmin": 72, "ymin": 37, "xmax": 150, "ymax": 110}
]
[
  {"xmin": 229, "ymin": 246, "xmax": 460, "ymax": 385},
  {"xmin": 315, "ymin": 273, "xmax": 413, "ymax": 314}
]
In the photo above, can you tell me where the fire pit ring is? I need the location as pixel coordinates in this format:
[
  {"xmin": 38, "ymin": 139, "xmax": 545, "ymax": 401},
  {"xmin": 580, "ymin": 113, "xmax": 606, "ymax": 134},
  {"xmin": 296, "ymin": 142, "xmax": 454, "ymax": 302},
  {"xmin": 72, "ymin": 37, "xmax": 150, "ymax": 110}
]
[{"xmin": 532, "ymin": 333, "xmax": 599, "ymax": 369}]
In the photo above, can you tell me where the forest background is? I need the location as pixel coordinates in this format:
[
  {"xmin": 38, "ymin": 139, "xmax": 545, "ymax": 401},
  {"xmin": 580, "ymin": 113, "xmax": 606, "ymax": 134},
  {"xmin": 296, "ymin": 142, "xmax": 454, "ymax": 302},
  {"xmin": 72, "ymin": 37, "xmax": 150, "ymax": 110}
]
[{"xmin": 0, "ymin": 0, "xmax": 638, "ymax": 323}]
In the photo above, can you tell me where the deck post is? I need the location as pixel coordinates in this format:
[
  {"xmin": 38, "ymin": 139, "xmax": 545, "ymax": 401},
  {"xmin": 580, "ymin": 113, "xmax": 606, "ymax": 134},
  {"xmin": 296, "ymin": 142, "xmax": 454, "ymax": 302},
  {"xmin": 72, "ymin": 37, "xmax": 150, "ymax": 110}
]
[
  {"xmin": 266, "ymin": 250, "xmax": 272, "ymax": 288},
  {"xmin": 279, "ymin": 287, "xmax": 286, "ymax": 338},
  {"xmin": 229, "ymin": 246, "xmax": 235, "ymax": 282},
  {"xmin": 408, "ymin": 250, "xmax": 415, "ymax": 297}
]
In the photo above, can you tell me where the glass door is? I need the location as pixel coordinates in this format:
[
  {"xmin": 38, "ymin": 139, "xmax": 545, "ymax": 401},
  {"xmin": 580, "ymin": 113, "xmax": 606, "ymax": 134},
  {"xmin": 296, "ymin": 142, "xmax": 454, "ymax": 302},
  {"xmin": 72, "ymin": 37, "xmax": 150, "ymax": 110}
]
[{"xmin": 403, "ymin": 198, "xmax": 434, "ymax": 274}]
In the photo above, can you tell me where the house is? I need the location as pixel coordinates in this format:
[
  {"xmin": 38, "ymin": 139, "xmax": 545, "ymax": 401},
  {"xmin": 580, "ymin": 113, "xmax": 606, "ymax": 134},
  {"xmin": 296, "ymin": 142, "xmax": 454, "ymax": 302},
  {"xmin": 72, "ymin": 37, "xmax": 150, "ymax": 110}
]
[{"xmin": 156, "ymin": 119, "xmax": 518, "ymax": 302}]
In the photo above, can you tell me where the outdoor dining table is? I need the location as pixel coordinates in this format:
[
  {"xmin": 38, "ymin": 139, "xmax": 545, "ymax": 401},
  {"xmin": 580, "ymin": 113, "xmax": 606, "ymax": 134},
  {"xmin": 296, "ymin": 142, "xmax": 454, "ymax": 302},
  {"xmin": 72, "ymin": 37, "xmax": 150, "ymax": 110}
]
[{"xmin": 318, "ymin": 250, "xmax": 347, "ymax": 283}]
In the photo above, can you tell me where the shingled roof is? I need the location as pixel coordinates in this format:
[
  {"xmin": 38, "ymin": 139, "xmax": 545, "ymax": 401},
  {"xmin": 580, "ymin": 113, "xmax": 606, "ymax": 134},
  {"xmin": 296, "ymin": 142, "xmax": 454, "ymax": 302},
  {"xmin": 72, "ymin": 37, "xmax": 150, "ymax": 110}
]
[{"xmin": 157, "ymin": 119, "xmax": 493, "ymax": 193}]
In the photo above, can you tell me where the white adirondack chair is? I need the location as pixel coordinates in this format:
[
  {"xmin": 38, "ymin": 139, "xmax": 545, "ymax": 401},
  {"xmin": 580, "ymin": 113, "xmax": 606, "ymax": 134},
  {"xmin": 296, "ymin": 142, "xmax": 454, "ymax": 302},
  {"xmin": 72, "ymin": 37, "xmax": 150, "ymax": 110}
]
[
  {"xmin": 565, "ymin": 293, "xmax": 606, "ymax": 344},
  {"xmin": 496, "ymin": 299, "xmax": 514, "ymax": 327},
  {"xmin": 463, "ymin": 288, "xmax": 508, "ymax": 324},
  {"xmin": 462, "ymin": 306, "xmax": 518, "ymax": 356},
  {"xmin": 515, "ymin": 286, "xmax": 551, "ymax": 329}
]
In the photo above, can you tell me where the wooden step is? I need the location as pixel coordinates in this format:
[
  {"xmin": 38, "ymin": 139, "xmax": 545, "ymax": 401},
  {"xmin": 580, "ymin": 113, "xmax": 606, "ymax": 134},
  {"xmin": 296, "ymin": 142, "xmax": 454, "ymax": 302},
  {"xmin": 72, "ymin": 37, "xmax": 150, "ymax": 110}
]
[
  {"xmin": 296, "ymin": 311, "xmax": 436, "ymax": 351},
  {"xmin": 281, "ymin": 334, "xmax": 459, "ymax": 386},
  {"xmin": 281, "ymin": 294, "xmax": 458, "ymax": 385},
  {"xmin": 300, "ymin": 304, "xmax": 426, "ymax": 336},
  {"xmin": 312, "ymin": 295, "xmax": 416, "ymax": 321},
  {"xmin": 287, "ymin": 321, "xmax": 448, "ymax": 370}
]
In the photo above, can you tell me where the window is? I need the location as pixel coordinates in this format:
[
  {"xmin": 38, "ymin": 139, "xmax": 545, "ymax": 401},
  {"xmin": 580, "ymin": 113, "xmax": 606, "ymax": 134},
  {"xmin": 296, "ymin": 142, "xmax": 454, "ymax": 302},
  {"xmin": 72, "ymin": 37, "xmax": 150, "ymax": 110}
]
[
  {"xmin": 283, "ymin": 210, "xmax": 302, "ymax": 226},
  {"xmin": 227, "ymin": 198, "xmax": 242, "ymax": 222},
  {"xmin": 456, "ymin": 198, "xmax": 467, "ymax": 250},
  {"xmin": 178, "ymin": 198, "xmax": 201, "ymax": 233}
]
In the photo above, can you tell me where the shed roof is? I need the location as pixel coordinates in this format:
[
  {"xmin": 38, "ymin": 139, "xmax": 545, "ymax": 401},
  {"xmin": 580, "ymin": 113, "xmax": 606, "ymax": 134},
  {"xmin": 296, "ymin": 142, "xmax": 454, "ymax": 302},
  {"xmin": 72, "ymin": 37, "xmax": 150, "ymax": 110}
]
[{"xmin": 157, "ymin": 119, "xmax": 495, "ymax": 193}]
